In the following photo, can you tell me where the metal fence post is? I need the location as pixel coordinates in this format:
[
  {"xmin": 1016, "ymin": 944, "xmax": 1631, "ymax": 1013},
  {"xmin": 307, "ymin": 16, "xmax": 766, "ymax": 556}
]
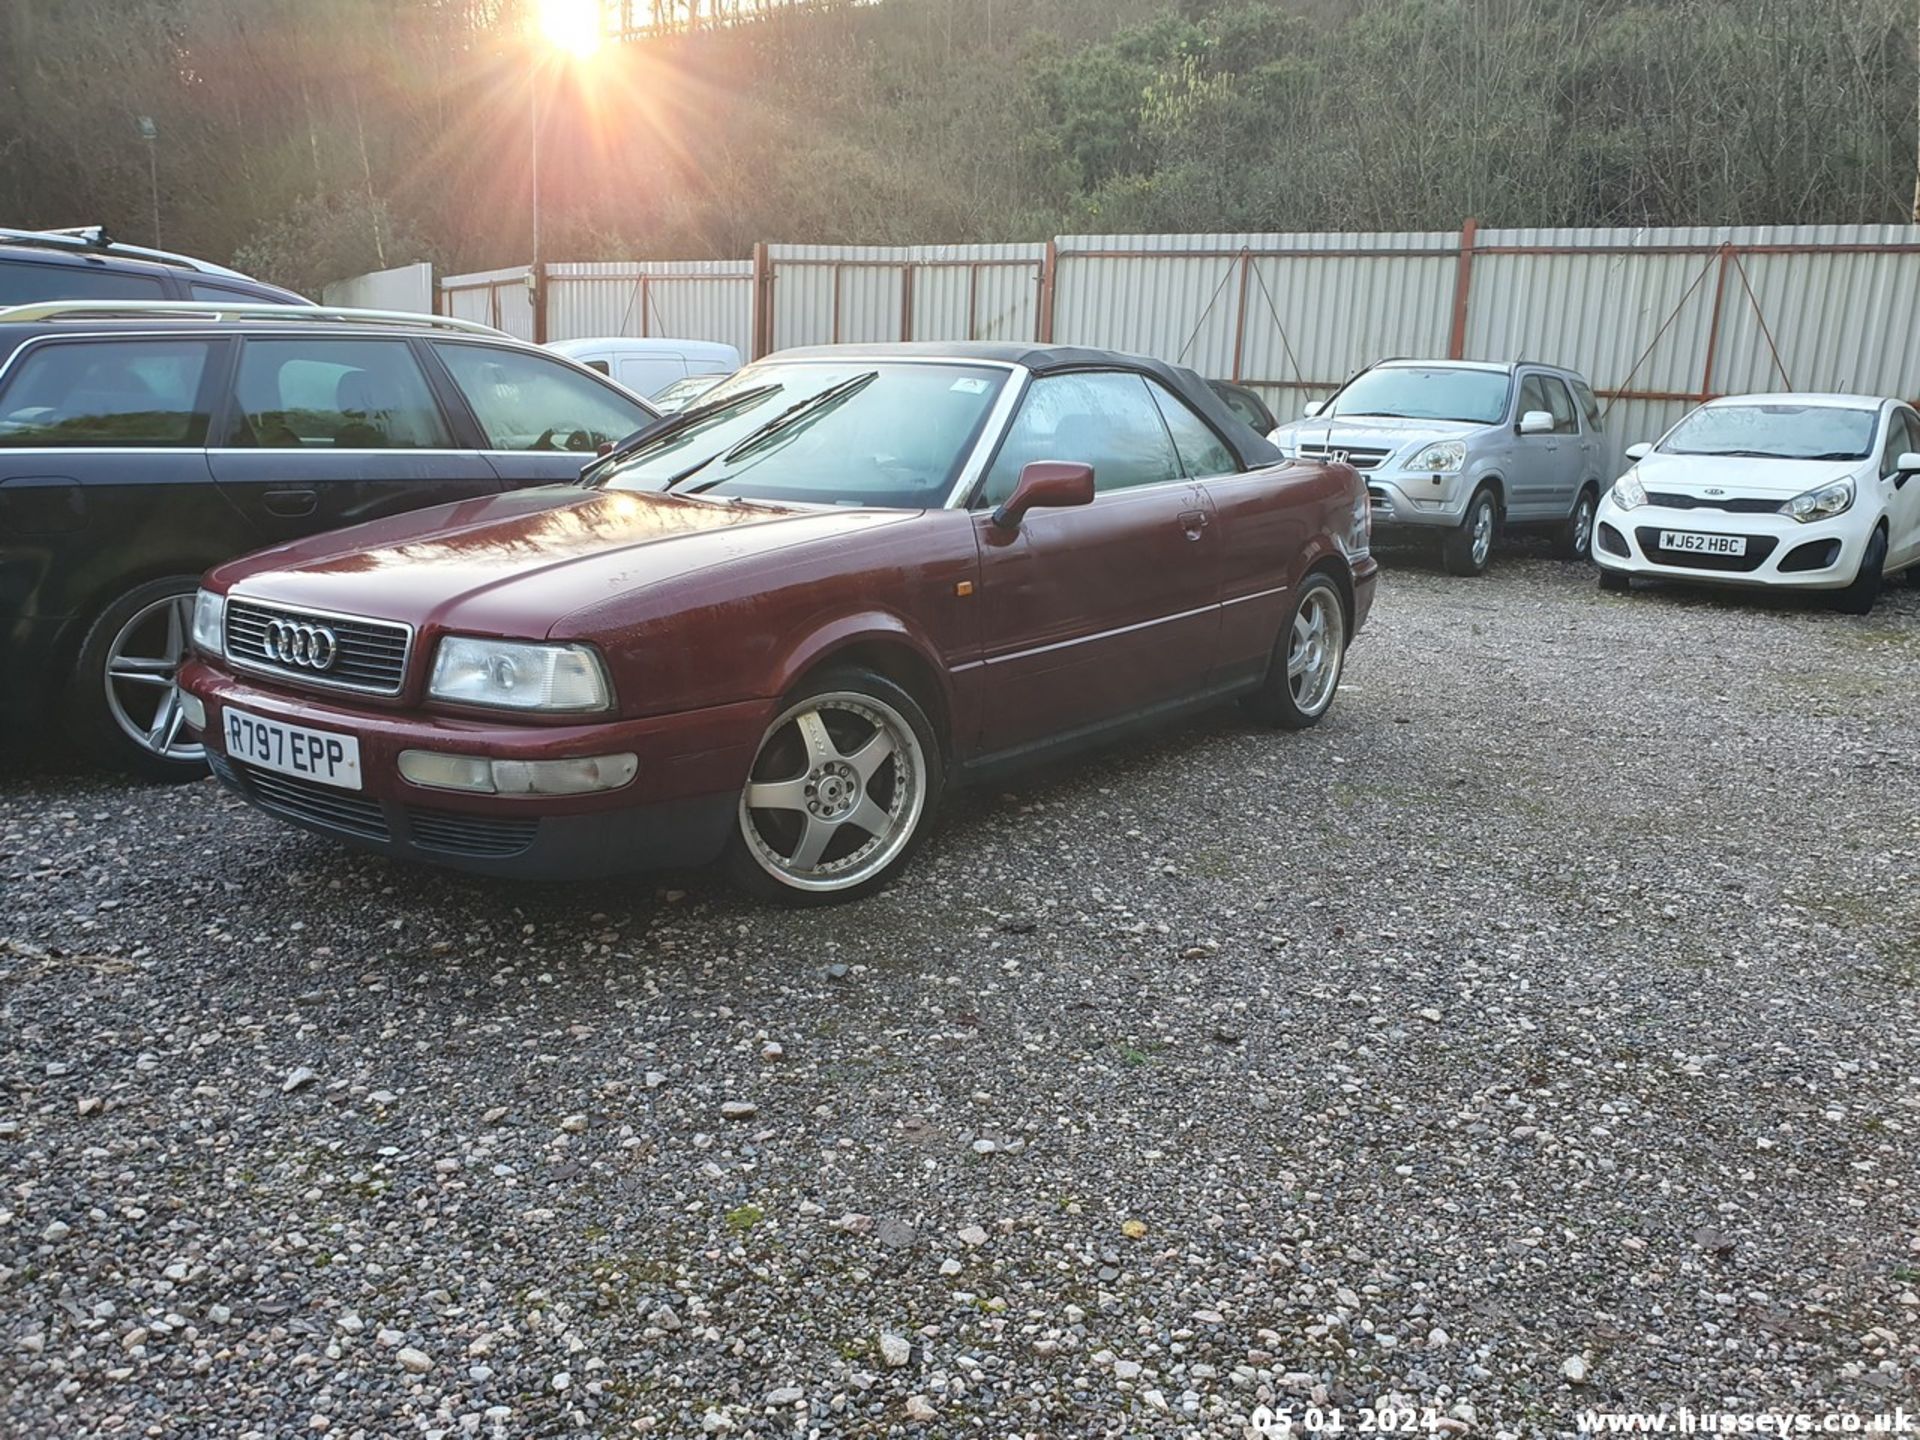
[
  {"xmin": 1037, "ymin": 240, "xmax": 1058, "ymax": 343},
  {"xmin": 1448, "ymin": 217, "xmax": 1478, "ymax": 359},
  {"xmin": 1699, "ymin": 244, "xmax": 1732, "ymax": 401},
  {"xmin": 750, "ymin": 242, "xmax": 772, "ymax": 358}
]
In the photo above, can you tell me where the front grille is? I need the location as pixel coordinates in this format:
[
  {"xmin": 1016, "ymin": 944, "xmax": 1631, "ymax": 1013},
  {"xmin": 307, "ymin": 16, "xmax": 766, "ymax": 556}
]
[
  {"xmin": 1645, "ymin": 491, "xmax": 1784, "ymax": 515},
  {"xmin": 1634, "ymin": 527, "xmax": 1778, "ymax": 573},
  {"xmin": 235, "ymin": 761, "xmax": 390, "ymax": 841},
  {"xmin": 1299, "ymin": 443, "xmax": 1391, "ymax": 472},
  {"xmin": 407, "ymin": 809, "xmax": 538, "ymax": 859},
  {"xmin": 225, "ymin": 599, "xmax": 411, "ymax": 695}
]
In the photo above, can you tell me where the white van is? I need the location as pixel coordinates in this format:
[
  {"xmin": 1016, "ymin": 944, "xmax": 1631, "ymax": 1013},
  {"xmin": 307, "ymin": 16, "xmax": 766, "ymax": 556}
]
[{"xmin": 547, "ymin": 337, "xmax": 741, "ymax": 401}]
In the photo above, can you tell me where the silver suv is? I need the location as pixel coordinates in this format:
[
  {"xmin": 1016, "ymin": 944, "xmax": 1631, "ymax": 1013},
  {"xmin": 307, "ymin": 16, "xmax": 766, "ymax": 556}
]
[{"xmin": 1270, "ymin": 358, "xmax": 1605, "ymax": 575}]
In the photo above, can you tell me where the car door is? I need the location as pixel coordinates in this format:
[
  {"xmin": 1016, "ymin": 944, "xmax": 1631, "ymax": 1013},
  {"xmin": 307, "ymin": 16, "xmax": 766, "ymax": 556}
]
[
  {"xmin": 0, "ymin": 332, "xmax": 237, "ymax": 657},
  {"xmin": 970, "ymin": 369, "xmax": 1222, "ymax": 758},
  {"xmin": 1878, "ymin": 405, "xmax": 1920, "ymax": 570},
  {"xmin": 1570, "ymin": 375, "xmax": 1606, "ymax": 492},
  {"xmin": 208, "ymin": 334, "xmax": 500, "ymax": 544},
  {"xmin": 428, "ymin": 339, "xmax": 661, "ymax": 488},
  {"xmin": 1149, "ymin": 377, "xmax": 1308, "ymax": 685},
  {"xmin": 1510, "ymin": 372, "xmax": 1581, "ymax": 519}
]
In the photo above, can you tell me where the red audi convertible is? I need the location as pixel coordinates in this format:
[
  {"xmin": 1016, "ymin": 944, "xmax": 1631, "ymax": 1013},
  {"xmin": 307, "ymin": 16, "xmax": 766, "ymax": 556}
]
[{"xmin": 178, "ymin": 343, "xmax": 1377, "ymax": 901}]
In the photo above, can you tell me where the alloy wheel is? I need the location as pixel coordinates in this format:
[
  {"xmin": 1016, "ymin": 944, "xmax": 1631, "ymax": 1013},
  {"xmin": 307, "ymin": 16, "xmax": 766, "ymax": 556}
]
[
  {"xmin": 1287, "ymin": 586, "xmax": 1345, "ymax": 718},
  {"xmin": 738, "ymin": 691, "xmax": 928, "ymax": 893},
  {"xmin": 1470, "ymin": 497, "xmax": 1495, "ymax": 569},
  {"xmin": 1572, "ymin": 495, "xmax": 1595, "ymax": 558},
  {"xmin": 103, "ymin": 591, "xmax": 204, "ymax": 765}
]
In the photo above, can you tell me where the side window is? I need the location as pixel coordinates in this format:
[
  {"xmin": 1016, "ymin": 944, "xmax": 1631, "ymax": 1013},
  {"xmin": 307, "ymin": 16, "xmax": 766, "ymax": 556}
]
[
  {"xmin": 0, "ymin": 258, "xmax": 168, "ymax": 305},
  {"xmin": 190, "ymin": 280, "xmax": 281, "ymax": 303},
  {"xmin": 978, "ymin": 371, "xmax": 1183, "ymax": 506},
  {"xmin": 1516, "ymin": 374, "xmax": 1552, "ymax": 427},
  {"xmin": 0, "ymin": 339, "xmax": 213, "ymax": 448},
  {"xmin": 1880, "ymin": 409, "xmax": 1915, "ymax": 478},
  {"xmin": 435, "ymin": 342, "xmax": 655, "ymax": 453},
  {"xmin": 1572, "ymin": 379, "xmax": 1603, "ymax": 431},
  {"xmin": 1541, "ymin": 375, "xmax": 1579, "ymax": 434},
  {"xmin": 1146, "ymin": 378, "xmax": 1238, "ymax": 477},
  {"xmin": 225, "ymin": 338, "xmax": 451, "ymax": 449},
  {"xmin": 582, "ymin": 359, "xmax": 612, "ymax": 376}
]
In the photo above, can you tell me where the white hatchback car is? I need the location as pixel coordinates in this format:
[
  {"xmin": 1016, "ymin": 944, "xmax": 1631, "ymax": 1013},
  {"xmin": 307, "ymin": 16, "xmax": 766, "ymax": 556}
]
[{"xmin": 1593, "ymin": 393, "xmax": 1920, "ymax": 613}]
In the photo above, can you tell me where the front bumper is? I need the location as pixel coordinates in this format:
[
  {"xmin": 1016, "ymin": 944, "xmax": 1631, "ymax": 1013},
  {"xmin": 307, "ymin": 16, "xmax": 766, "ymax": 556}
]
[
  {"xmin": 1361, "ymin": 469, "xmax": 1471, "ymax": 530},
  {"xmin": 180, "ymin": 660, "xmax": 769, "ymax": 879},
  {"xmin": 1590, "ymin": 501, "xmax": 1871, "ymax": 590}
]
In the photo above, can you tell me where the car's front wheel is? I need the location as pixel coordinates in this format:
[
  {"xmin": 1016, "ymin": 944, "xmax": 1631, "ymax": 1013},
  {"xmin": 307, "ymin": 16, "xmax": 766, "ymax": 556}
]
[
  {"xmin": 724, "ymin": 668, "xmax": 944, "ymax": 903},
  {"xmin": 1442, "ymin": 486, "xmax": 1498, "ymax": 576},
  {"xmin": 1833, "ymin": 527, "xmax": 1887, "ymax": 615},
  {"xmin": 1244, "ymin": 571, "xmax": 1348, "ymax": 730},
  {"xmin": 69, "ymin": 575, "xmax": 209, "ymax": 782}
]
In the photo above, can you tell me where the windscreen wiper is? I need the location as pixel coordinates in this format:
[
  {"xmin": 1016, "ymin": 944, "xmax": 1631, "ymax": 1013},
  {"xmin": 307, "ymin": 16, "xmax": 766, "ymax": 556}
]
[
  {"xmin": 579, "ymin": 384, "xmax": 781, "ymax": 486},
  {"xmin": 663, "ymin": 371, "xmax": 879, "ymax": 493}
]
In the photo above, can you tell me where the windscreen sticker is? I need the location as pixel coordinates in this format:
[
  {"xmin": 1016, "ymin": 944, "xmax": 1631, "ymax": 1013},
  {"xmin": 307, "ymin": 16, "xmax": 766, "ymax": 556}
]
[{"xmin": 950, "ymin": 378, "xmax": 990, "ymax": 394}]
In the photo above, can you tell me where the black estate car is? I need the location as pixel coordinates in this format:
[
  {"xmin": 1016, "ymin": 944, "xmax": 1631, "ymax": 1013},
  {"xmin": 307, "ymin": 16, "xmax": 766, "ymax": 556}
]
[
  {"xmin": 0, "ymin": 226, "xmax": 309, "ymax": 307},
  {"xmin": 0, "ymin": 301, "xmax": 661, "ymax": 778}
]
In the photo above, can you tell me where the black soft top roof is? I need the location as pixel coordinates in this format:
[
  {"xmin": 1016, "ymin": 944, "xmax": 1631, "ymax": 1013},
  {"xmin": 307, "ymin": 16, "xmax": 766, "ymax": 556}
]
[{"xmin": 771, "ymin": 341, "xmax": 1284, "ymax": 469}]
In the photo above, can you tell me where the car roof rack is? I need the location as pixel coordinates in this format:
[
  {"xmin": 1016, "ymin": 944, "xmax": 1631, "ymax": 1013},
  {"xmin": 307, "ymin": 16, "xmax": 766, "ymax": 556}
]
[
  {"xmin": 0, "ymin": 299, "xmax": 504, "ymax": 337},
  {"xmin": 0, "ymin": 226, "xmax": 276, "ymax": 284}
]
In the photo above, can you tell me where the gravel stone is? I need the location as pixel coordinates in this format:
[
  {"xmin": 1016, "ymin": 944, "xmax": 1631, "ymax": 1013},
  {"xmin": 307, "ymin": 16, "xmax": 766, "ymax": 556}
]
[{"xmin": 2, "ymin": 551, "xmax": 1916, "ymax": 1433}]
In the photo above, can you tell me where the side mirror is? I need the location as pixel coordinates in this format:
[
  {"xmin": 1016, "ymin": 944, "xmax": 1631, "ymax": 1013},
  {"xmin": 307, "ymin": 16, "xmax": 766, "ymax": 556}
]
[
  {"xmin": 1897, "ymin": 451, "xmax": 1920, "ymax": 473},
  {"xmin": 1624, "ymin": 441, "xmax": 1652, "ymax": 461},
  {"xmin": 991, "ymin": 461, "xmax": 1094, "ymax": 529},
  {"xmin": 1302, "ymin": 400, "xmax": 1328, "ymax": 419},
  {"xmin": 1517, "ymin": 410, "xmax": 1554, "ymax": 436}
]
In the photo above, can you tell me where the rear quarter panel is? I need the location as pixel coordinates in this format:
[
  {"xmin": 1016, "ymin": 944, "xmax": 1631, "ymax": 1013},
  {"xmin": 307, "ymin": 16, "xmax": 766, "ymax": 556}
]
[{"xmin": 1203, "ymin": 458, "xmax": 1364, "ymax": 678}]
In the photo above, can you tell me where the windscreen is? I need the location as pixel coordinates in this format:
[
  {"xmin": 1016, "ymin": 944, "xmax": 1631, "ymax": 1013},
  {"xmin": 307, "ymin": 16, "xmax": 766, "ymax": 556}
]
[{"xmin": 596, "ymin": 360, "xmax": 1008, "ymax": 508}]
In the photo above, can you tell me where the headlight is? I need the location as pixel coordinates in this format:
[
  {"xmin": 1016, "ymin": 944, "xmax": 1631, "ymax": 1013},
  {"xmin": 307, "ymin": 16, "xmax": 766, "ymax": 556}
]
[
  {"xmin": 1781, "ymin": 479, "xmax": 1854, "ymax": 524},
  {"xmin": 1407, "ymin": 440, "xmax": 1465, "ymax": 473},
  {"xmin": 1269, "ymin": 429, "xmax": 1296, "ymax": 458},
  {"xmin": 1346, "ymin": 486, "xmax": 1371, "ymax": 559},
  {"xmin": 191, "ymin": 588, "xmax": 226, "ymax": 657},
  {"xmin": 1609, "ymin": 470, "xmax": 1647, "ymax": 510},
  {"xmin": 428, "ymin": 637, "xmax": 612, "ymax": 713}
]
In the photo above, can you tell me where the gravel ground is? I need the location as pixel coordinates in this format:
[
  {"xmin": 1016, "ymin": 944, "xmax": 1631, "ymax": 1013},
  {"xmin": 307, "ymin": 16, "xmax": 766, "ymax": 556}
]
[{"xmin": 3, "ymin": 543, "xmax": 1918, "ymax": 1439}]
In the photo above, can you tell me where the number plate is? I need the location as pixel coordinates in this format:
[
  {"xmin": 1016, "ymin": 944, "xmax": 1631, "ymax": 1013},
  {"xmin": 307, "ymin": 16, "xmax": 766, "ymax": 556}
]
[
  {"xmin": 223, "ymin": 707, "xmax": 363, "ymax": 790},
  {"xmin": 1658, "ymin": 529, "xmax": 1747, "ymax": 557}
]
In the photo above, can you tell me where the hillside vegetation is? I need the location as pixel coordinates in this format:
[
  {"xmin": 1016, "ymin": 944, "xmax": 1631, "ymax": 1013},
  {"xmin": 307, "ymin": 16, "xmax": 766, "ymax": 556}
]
[{"xmin": 1, "ymin": 0, "xmax": 1912, "ymax": 292}]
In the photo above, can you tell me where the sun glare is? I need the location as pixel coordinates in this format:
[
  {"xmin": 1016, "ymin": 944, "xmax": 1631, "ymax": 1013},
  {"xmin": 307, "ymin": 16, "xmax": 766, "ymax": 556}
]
[{"xmin": 536, "ymin": 0, "xmax": 603, "ymax": 58}]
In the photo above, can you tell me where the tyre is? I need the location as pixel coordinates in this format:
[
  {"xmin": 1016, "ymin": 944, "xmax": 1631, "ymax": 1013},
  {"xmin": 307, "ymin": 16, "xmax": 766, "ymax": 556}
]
[
  {"xmin": 1555, "ymin": 486, "xmax": 1598, "ymax": 561},
  {"xmin": 68, "ymin": 575, "xmax": 209, "ymax": 783},
  {"xmin": 1243, "ymin": 571, "xmax": 1348, "ymax": 730},
  {"xmin": 1442, "ymin": 486, "xmax": 1498, "ymax": 576},
  {"xmin": 1833, "ymin": 528, "xmax": 1887, "ymax": 615},
  {"xmin": 723, "ymin": 667, "xmax": 944, "ymax": 903},
  {"xmin": 1597, "ymin": 568, "xmax": 1631, "ymax": 593}
]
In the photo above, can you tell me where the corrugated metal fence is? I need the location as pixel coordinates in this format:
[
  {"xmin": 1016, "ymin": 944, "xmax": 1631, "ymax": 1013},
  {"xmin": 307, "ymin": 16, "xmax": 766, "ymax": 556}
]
[{"xmin": 407, "ymin": 222, "xmax": 1920, "ymax": 476}]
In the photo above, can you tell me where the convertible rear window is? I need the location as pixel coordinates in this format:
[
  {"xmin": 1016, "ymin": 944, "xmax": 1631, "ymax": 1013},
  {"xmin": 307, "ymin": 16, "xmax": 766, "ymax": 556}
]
[{"xmin": 596, "ymin": 360, "xmax": 1008, "ymax": 508}]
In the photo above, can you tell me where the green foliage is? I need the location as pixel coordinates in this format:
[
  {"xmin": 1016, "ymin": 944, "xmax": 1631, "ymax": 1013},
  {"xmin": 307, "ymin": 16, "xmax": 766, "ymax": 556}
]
[{"xmin": 1, "ymin": 0, "xmax": 1912, "ymax": 288}]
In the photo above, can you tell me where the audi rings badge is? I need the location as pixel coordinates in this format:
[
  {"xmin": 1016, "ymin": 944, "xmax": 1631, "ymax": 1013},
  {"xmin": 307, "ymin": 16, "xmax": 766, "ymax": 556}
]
[{"xmin": 263, "ymin": 619, "xmax": 340, "ymax": 671}]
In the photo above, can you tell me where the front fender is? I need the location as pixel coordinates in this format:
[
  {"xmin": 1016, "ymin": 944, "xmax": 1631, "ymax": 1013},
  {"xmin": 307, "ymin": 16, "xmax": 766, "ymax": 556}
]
[{"xmin": 765, "ymin": 609, "xmax": 955, "ymax": 709}]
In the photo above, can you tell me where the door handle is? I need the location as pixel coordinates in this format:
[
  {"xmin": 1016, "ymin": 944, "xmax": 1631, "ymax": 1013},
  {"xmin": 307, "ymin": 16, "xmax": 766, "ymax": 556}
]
[
  {"xmin": 262, "ymin": 488, "xmax": 318, "ymax": 518},
  {"xmin": 1179, "ymin": 509, "xmax": 1208, "ymax": 541}
]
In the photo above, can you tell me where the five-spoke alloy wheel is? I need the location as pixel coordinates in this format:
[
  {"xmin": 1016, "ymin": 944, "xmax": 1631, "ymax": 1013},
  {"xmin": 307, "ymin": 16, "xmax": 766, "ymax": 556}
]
[
  {"xmin": 71, "ymin": 575, "xmax": 209, "ymax": 782},
  {"xmin": 727, "ymin": 669, "xmax": 943, "ymax": 902},
  {"xmin": 1244, "ymin": 571, "xmax": 1349, "ymax": 730}
]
